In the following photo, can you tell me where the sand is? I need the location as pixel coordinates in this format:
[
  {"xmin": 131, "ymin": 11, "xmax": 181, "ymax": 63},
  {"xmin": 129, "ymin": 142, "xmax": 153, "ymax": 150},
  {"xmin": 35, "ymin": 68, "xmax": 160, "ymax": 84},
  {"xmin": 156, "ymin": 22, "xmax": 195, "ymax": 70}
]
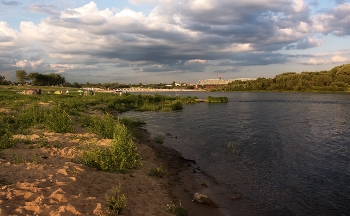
[{"xmin": 0, "ymin": 126, "xmax": 226, "ymax": 216}]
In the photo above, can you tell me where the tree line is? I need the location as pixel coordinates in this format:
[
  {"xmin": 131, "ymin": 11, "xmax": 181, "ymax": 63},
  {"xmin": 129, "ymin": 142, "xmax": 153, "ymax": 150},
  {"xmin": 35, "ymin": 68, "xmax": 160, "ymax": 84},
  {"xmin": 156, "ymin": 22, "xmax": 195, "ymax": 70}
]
[
  {"xmin": 220, "ymin": 64, "xmax": 350, "ymax": 92},
  {"xmin": 1, "ymin": 64, "xmax": 350, "ymax": 92},
  {"xmin": 15, "ymin": 70, "xmax": 66, "ymax": 86}
]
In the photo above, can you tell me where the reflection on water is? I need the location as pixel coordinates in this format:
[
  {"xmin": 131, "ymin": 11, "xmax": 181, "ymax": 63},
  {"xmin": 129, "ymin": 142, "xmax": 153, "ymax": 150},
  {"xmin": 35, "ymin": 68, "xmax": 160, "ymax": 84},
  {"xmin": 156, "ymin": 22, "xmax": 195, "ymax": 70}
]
[{"xmin": 121, "ymin": 92, "xmax": 350, "ymax": 215}]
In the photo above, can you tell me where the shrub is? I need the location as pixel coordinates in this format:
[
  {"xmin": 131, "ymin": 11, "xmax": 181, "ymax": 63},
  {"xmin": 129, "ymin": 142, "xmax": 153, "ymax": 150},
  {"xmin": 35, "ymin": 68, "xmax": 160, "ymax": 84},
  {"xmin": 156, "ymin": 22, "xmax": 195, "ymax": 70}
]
[
  {"xmin": 171, "ymin": 101, "xmax": 183, "ymax": 110},
  {"xmin": 82, "ymin": 113, "xmax": 116, "ymax": 139},
  {"xmin": 154, "ymin": 135, "xmax": 164, "ymax": 144},
  {"xmin": 207, "ymin": 96, "xmax": 228, "ymax": 103},
  {"xmin": 149, "ymin": 167, "xmax": 164, "ymax": 177},
  {"xmin": 167, "ymin": 201, "xmax": 190, "ymax": 216},
  {"xmin": 0, "ymin": 122, "xmax": 14, "ymax": 149},
  {"xmin": 44, "ymin": 105, "xmax": 74, "ymax": 133},
  {"xmin": 16, "ymin": 104, "xmax": 46, "ymax": 128},
  {"xmin": 82, "ymin": 122, "xmax": 139, "ymax": 172},
  {"xmin": 105, "ymin": 186, "xmax": 127, "ymax": 215}
]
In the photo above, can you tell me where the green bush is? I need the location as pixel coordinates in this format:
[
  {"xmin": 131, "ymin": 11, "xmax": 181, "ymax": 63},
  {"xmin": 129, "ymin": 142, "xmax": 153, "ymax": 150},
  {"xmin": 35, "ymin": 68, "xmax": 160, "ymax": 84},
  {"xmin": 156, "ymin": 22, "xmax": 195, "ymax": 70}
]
[
  {"xmin": 82, "ymin": 122, "xmax": 139, "ymax": 172},
  {"xmin": 149, "ymin": 167, "xmax": 164, "ymax": 177},
  {"xmin": 167, "ymin": 201, "xmax": 190, "ymax": 216},
  {"xmin": 81, "ymin": 113, "xmax": 122, "ymax": 139},
  {"xmin": 105, "ymin": 185, "xmax": 127, "ymax": 215},
  {"xmin": 171, "ymin": 101, "xmax": 183, "ymax": 110},
  {"xmin": 16, "ymin": 104, "xmax": 46, "ymax": 128},
  {"xmin": 207, "ymin": 96, "xmax": 228, "ymax": 103},
  {"xmin": 0, "ymin": 122, "xmax": 14, "ymax": 149},
  {"xmin": 154, "ymin": 135, "xmax": 164, "ymax": 144},
  {"xmin": 44, "ymin": 105, "xmax": 74, "ymax": 133}
]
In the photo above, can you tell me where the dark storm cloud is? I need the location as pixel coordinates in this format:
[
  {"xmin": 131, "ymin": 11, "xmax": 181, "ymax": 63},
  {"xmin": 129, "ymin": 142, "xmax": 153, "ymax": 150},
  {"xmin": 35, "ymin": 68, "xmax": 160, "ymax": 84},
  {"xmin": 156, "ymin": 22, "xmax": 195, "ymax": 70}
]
[
  {"xmin": 140, "ymin": 60, "xmax": 207, "ymax": 73},
  {"xmin": 285, "ymin": 38, "xmax": 320, "ymax": 50},
  {"xmin": 217, "ymin": 53, "xmax": 288, "ymax": 66},
  {"xmin": 35, "ymin": 0, "xmax": 314, "ymax": 70}
]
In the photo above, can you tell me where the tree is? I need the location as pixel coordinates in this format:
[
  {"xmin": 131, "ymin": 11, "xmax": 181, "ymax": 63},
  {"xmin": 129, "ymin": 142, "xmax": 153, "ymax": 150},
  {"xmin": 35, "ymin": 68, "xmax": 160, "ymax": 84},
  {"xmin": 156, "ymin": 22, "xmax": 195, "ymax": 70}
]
[
  {"xmin": 16, "ymin": 70, "xmax": 27, "ymax": 84},
  {"xmin": 0, "ymin": 75, "xmax": 5, "ymax": 84}
]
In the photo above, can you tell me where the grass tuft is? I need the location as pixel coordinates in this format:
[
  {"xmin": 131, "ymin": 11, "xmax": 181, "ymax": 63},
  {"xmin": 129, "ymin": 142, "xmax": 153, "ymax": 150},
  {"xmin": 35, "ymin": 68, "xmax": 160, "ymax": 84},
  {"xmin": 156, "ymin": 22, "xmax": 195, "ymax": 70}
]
[
  {"xmin": 154, "ymin": 135, "xmax": 164, "ymax": 144},
  {"xmin": 167, "ymin": 201, "xmax": 190, "ymax": 216},
  {"xmin": 149, "ymin": 167, "xmax": 164, "ymax": 177}
]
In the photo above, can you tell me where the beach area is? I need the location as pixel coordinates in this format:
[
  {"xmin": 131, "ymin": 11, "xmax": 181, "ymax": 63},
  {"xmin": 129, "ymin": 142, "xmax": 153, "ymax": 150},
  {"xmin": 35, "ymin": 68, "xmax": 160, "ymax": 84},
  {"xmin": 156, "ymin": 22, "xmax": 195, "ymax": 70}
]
[{"xmin": 0, "ymin": 123, "xmax": 226, "ymax": 216}]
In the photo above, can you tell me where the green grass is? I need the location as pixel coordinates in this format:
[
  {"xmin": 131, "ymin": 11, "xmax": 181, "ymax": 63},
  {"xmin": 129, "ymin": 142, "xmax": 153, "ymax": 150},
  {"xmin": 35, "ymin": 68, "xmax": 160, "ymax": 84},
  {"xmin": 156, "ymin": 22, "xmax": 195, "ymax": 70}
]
[
  {"xmin": 167, "ymin": 201, "xmax": 190, "ymax": 216},
  {"xmin": 154, "ymin": 135, "xmax": 164, "ymax": 144},
  {"xmin": 0, "ymin": 85, "xmax": 219, "ymax": 179},
  {"xmin": 81, "ymin": 121, "xmax": 139, "ymax": 172},
  {"xmin": 207, "ymin": 96, "xmax": 228, "ymax": 103},
  {"xmin": 149, "ymin": 167, "xmax": 164, "ymax": 177},
  {"xmin": 12, "ymin": 153, "xmax": 25, "ymax": 164}
]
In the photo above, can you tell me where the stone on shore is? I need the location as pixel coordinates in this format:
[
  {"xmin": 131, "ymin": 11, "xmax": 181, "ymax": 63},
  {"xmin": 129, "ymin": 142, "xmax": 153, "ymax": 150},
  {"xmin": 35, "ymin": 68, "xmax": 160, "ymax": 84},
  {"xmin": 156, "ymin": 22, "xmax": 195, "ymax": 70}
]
[{"xmin": 192, "ymin": 192, "xmax": 219, "ymax": 208}]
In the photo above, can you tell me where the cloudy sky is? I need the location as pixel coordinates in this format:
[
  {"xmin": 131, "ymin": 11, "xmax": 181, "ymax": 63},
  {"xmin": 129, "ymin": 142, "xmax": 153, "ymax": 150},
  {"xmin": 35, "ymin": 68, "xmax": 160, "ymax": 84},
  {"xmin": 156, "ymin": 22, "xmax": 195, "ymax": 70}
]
[{"xmin": 1, "ymin": 0, "xmax": 350, "ymax": 84}]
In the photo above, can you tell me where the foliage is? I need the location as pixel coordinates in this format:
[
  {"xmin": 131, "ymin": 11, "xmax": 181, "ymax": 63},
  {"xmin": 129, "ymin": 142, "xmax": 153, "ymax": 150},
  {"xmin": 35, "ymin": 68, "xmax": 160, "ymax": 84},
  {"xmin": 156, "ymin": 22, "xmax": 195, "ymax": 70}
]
[
  {"xmin": 13, "ymin": 153, "xmax": 25, "ymax": 164},
  {"xmin": 16, "ymin": 104, "xmax": 46, "ymax": 128},
  {"xmin": 81, "ymin": 121, "xmax": 139, "ymax": 172},
  {"xmin": 223, "ymin": 64, "xmax": 350, "ymax": 92},
  {"xmin": 148, "ymin": 167, "xmax": 164, "ymax": 177},
  {"xmin": 167, "ymin": 201, "xmax": 190, "ymax": 216},
  {"xmin": 105, "ymin": 185, "xmax": 127, "ymax": 215},
  {"xmin": 0, "ymin": 121, "xmax": 15, "ymax": 149},
  {"xmin": 38, "ymin": 133, "xmax": 50, "ymax": 148},
  {"xmin": 171, "ymin": 101, "xmax": 184, "ymax": 110},
  {"xmin": 154, "ymin": 135, "xmax": 164, "ymax": 144},
  {"xmin": 207, "ymin": 96, "xmax": 228, "ymax": 103},
  {"xmin": 27, "ymin": 72, "xmax": 66, "ymax": 86},
  {"xmin": 0, "ymin": 75, "xmax": 5, "ymax": 84},
  {"xmin": 16, "ymin": 70, "xmax": 27, "ymax": 84},
  {"xmin": 80, "ymin": 113, "xmax": 118, "ymax": 139}
]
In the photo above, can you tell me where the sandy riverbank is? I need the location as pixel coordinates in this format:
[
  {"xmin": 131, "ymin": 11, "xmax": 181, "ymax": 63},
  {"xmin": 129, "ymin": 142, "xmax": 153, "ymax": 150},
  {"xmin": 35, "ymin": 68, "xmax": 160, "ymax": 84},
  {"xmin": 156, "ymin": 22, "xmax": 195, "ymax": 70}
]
[{"xmin": 0, "ymin": 125, "xmax": 226, "ymax": 216}]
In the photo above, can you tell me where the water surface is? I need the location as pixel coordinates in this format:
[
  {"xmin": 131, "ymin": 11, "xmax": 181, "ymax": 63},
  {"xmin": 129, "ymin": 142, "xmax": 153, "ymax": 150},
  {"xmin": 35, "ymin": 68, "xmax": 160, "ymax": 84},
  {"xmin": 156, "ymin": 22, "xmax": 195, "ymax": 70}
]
[{"xmin": 122, "ymin": 92, "xmax": 350, "ymax": 215}]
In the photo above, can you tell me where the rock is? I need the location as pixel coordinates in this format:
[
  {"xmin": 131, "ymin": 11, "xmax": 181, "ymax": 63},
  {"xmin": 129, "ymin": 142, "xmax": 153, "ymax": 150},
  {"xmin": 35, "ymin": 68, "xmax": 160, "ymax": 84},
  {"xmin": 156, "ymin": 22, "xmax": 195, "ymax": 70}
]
[
  {"xmin": 192, "ymin": 192, "xmax": 219, "ymax": 208},
  {"xmin": 231, "ymin": 194, "xmax": 242, "ymax": 200}
]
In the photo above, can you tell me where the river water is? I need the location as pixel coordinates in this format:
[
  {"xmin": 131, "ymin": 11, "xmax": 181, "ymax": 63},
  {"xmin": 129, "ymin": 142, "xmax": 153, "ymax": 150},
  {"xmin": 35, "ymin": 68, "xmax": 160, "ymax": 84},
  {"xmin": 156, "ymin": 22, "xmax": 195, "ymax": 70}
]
[{"xmin": 121, "ymin": 92, "xmax": 350, "ymax": 216}]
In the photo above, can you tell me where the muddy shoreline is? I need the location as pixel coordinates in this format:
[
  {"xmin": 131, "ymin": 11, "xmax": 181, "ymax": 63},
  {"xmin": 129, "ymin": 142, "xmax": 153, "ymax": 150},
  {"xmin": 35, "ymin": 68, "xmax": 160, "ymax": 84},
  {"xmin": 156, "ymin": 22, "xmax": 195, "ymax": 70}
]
[{"xmin": 136, "ymin": 127, "xmax": 227, "ymax": 216}]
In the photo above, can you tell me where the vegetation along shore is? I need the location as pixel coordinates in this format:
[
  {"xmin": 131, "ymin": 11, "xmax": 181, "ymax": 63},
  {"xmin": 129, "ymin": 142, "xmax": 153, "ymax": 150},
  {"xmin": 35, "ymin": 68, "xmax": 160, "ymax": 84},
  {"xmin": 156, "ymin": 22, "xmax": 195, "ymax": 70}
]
[{"xmin": 0, "ymin": 86, "xmax": 227, "ymax": 216}]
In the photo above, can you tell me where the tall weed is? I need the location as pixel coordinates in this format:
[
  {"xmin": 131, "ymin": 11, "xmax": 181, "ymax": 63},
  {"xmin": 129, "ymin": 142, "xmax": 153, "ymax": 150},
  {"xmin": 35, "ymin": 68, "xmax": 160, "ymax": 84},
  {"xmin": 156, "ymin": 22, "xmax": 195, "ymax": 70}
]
[
  {"xmin": 44, "ymin": 105, "xmax": 74, "ymax": 133},
  {"xmin": 82, "ymin": 121, "xmax": 139, "ymax": 172},
  {"xmin": 0, "ymin": 122, "xmax": 14, "ymax": 149}
]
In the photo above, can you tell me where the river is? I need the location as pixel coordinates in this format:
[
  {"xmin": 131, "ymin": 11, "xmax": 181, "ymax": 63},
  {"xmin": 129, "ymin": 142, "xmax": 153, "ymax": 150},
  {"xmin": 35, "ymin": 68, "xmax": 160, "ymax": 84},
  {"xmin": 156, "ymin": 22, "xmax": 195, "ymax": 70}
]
[{"xmin": 121, "ymin": 92, "xmax": 350, "ymax": 216}]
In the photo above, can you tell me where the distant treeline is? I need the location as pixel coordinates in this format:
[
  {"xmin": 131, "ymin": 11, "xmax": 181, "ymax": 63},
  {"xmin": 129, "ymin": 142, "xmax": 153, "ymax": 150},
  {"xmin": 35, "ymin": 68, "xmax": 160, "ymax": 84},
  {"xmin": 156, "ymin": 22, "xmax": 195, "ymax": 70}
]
[{"xmin": 221, "ymin": 64, "xmax": 350, "ymax": 92}]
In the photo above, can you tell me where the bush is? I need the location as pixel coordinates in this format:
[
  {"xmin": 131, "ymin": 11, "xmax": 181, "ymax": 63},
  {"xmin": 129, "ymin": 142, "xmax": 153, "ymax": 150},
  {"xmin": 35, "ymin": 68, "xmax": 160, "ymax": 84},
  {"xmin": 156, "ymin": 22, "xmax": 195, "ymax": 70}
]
[
  {"xmin": 44, "ymin": 105, "xmax": 74, "ymax": 133},
  {"xmin": 149, "ymin": 167, "xmax": 164, "ymax": 177},
  {"xmin": 16, "ymin": 104, "xmax": 46, "ymax": 128},
  {"xmin": 207, "ymin": 96, "xmax": 228, "ymax": 103},
  {"xmin": 105, "ymin": 185, "xmax": 127, "ymax": 215},
  {"xmin": 154, "ymin": 135, "xmax": 164, "ymax": 144},
  {"xmin": 167, "ymin": 201, "xmax": 190, "ymax": 216},
  {"xmin": 82, "ymin": 122, "xmax": 139, "ymax": 172},
  {"xmin": 90, "ymin": 113, "xmax": 116, "ymax": 139},
  {"xmin": 171, "ymin": 101, "xmax": 183, "ymax": 110},
  {"xmin": 0, "ymin": 122, "xmax": 14, "ymax": 149}
]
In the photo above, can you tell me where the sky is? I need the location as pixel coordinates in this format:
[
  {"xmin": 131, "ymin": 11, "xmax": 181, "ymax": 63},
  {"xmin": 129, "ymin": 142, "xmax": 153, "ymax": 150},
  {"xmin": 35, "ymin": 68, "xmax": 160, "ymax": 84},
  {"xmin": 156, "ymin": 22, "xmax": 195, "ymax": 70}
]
[{"xmin": 1, "ymin": 0, "xmax": 350, "ymax": 84}]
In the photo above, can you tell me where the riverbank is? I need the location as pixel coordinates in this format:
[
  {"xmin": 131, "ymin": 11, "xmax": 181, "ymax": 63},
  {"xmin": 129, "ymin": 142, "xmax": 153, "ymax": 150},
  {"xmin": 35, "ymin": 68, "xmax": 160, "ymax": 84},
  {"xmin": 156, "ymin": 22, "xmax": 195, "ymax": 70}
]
[{"xmin": 0, "ymin": 124, "xmax": 225, "ymax": 215}]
